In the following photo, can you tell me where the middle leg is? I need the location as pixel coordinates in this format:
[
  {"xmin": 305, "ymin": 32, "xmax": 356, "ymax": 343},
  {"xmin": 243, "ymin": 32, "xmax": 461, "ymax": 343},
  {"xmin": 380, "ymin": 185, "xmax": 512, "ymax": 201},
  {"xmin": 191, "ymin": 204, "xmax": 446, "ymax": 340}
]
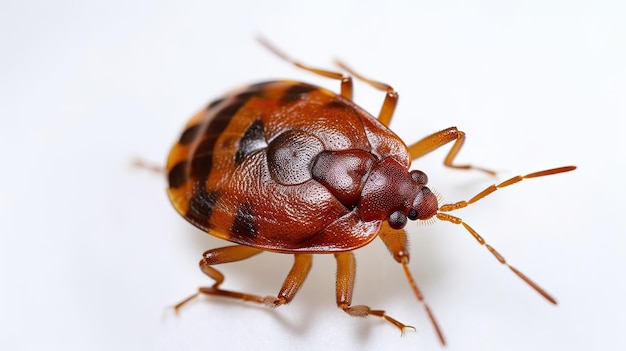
[{"xmin": 334, "ymin": 251, "xmax": 415, "ymax": 335}]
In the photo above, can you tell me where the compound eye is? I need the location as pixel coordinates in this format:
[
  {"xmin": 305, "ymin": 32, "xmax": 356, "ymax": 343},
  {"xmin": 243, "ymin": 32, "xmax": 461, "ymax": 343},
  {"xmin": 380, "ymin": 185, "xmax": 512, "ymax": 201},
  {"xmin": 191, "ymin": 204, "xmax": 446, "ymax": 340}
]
[
  {"xmin": 389, "ymin": 210, "xmax": 407, "ymax": 229},
  {"xmin": 407, "ymin": 208, "xmax": 419, "ymax": 220},
  {"xmin": 410, "ymin": 170, "xmax": 428, "ymax": 185}
]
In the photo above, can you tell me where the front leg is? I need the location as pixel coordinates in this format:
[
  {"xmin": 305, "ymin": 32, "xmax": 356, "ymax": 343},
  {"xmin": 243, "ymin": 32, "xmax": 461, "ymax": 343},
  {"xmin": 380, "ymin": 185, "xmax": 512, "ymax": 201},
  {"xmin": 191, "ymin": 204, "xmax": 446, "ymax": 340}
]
[
  {"xmin": 407, "ymin": 126, "xmax": 495, "ymax": 176},
  {"xmin": 378, "ymin": 222, "xmax": 446, "ymax": 345}
]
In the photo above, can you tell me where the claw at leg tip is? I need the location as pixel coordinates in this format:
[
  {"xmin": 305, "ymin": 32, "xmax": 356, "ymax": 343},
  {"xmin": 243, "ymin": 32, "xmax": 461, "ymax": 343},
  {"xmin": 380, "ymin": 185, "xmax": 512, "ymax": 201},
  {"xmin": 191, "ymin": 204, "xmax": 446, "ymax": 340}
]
[{"xmin": 400, "ymin": 325, "xmax": 417, "ymax": 337}]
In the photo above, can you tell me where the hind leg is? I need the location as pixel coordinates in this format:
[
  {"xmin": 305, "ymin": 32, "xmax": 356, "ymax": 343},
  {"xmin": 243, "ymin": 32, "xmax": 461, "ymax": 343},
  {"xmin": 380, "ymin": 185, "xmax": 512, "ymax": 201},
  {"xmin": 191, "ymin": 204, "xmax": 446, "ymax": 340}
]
[{"xmin": 175, "ymin": 245, "xmax": 313, "ymax": 310}]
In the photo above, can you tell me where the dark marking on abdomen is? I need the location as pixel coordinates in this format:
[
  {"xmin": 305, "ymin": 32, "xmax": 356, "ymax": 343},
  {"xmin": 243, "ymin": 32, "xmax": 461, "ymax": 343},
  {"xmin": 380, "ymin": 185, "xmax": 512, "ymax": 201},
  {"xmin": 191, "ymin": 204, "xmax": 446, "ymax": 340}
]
[
  {"xmin": 179, "ymin": 125, "xmax": 202, "ymax": 145},
  {"xmin": 168, "ymin": 161, "xmax": 188, "ymax": 188},
  {"xmin": 207, "ymin": 98, "xmax": 225, "ymax": 110},
  {"xmin": 186, "ymin": 183, "xmax": 220, "ymax": 226},
  {"xmin": 190, "ymin": 88, "xmax": 266, "ymax": 180},
  {"xmin": 235, "ymin": 119, "xmax": 267, "ymax": 165},
  {"xmin": 280, "ymin": 83, "xmax": 318, "ymax": 104},
  {"xmin": 325, "ymin": 97, "xmax": 358, "ymax": 114},
  {"xmin": 230, "ymin": 203, "xmax": 258, "ymax": 238}
]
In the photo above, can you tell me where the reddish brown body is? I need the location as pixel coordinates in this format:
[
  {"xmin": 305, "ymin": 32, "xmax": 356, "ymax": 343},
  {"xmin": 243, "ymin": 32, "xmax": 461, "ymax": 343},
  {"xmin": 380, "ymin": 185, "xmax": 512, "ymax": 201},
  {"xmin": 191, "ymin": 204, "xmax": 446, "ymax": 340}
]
[
  {"xmin": 166, "ymin": 39, "xmax": 575, "ymax": 345},
  {"xmin": 167, "ymin": 81, "xmax": 436, "ymax": 253}
]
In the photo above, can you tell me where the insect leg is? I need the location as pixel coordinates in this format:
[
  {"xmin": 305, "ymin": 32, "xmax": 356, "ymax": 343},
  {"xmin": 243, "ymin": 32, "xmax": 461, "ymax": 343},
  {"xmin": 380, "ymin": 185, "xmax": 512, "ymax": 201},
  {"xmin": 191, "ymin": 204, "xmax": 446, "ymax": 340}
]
[
  {"xmin": 334, "ymin": 251, "xmax": 416, "ymax": 336},
  {"xmin": 334, "ymin": 61, "xmax": 398, "ymax": 127},
  {"xmin": 265, "ymin": 254, "xmax": 313, "ymax": 307},
  {"xmin": 258, "ymin": 37, "xmax": 354, "ymax": 100},
  {"xmin": 257, "ymin": 38, "xmax": 399, "ymax": 125},
  {"xmin": 131, "ymin": 158, "xmax": 164, "ymax": 174},
  {"xmin": 378, "ymin": 222, "xmax": 446, "ymax": 345},
  {"xmin": 174, "ymin": 245, "xmax": 264, "ymax": 311},
  {"xmin": 174, "ymin": 246, "xmax": 313, "ymax": 311},
  {"xmin": 407, "ymin": 126, "xmax": 495, "ymax": 175}
]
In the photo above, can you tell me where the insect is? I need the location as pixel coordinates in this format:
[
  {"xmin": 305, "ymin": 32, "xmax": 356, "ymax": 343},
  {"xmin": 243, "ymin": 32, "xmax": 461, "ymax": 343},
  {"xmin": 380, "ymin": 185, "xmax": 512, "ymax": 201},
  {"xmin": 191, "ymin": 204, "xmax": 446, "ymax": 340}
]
[{"xmin": 166, "ymin": 38, "xmax": 575, "ymax": 345}]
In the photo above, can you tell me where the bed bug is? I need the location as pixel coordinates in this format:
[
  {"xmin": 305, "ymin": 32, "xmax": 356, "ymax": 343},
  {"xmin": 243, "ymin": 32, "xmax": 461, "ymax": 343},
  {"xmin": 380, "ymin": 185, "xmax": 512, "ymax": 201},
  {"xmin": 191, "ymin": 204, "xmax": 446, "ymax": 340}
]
[{"xmin": 166, "ymin": 38, "xmax": 575, "ymax": 345}]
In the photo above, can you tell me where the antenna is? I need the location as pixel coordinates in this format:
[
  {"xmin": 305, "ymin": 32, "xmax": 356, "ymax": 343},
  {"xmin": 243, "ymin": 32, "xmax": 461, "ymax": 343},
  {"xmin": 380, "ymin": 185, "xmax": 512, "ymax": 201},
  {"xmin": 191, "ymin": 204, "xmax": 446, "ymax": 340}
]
[{"xmin": 437, "ymin": 166, "xmax": 576, "ymax": 303}]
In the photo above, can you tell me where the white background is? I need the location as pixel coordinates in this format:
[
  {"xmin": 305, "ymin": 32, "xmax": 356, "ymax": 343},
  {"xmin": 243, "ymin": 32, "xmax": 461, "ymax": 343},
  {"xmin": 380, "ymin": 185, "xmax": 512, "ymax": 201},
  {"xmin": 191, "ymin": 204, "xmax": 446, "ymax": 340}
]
[{"xmin": 1, "ymin": 1, "xmax": 623, "ymax": 350}]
